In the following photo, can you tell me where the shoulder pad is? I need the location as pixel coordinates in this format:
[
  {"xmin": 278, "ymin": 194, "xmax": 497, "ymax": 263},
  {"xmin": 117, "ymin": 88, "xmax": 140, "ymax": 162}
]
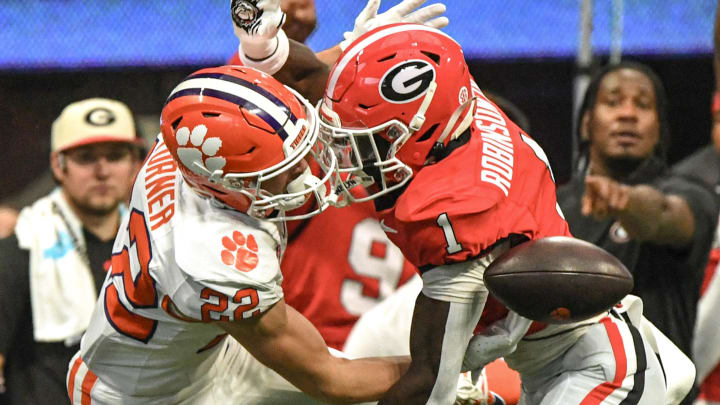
[{"xmin": 395, "ymin": 157, "xmax": 506, "ymax": 223}]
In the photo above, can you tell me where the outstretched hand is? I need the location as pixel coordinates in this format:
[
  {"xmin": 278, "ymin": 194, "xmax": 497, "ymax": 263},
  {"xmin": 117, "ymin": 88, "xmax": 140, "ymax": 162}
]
[
  {"xmin": 581, "ymin": 175, "xmax": 631, "ymax": 219},
  {"xmin": 461, "ymin": 311, "xmax": 531, "ymax": 373},
  {"xmin": 230, "ymin": 0, "xmax": 290, "ymax": 73},
  {"xmin": 340, "ymin": 0, "xmax": 449, "ymax": 51}
]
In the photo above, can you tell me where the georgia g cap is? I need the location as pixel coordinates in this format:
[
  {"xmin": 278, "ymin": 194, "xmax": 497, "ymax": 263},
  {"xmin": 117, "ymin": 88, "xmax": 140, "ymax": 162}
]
[{"xmin": 51, "ymin": 98, "xmax": 141, "ymax": 152}]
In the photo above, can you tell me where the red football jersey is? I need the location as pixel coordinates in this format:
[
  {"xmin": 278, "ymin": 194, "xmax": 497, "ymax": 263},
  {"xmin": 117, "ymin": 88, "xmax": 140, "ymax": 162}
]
[
  {"xmin": 377, "ymin": 87, "xmax": 571, "ymax": 333},
  {"xmin": 378, "ymin": 91, "xmax": 570, "ymax": 269},
  {"xmin": 281, "ymin": 201, "xmax": 417, "ymax": 350}
]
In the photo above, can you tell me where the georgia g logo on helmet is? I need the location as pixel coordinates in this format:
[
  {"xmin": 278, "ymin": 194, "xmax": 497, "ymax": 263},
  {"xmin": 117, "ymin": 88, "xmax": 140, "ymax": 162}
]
[{"xmin": 379, "ymin": 59, "xmax": 436, "ymax": 104}]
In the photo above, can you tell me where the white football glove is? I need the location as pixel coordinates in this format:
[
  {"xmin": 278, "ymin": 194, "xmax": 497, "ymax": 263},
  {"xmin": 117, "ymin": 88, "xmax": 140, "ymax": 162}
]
[
  {"xmin": 231, "ymin": 0, "xmax": 289, "ymax": 73},
  {"xmin": 231, "ymin": 0, "xmax": 285, "ymax": 42},
  {"xmin": 340, "ymin": 0, "xmax": 450, "ymax": 51},
  {"xmin": 462, "ymin": 311, "xmax": 531, "ymax": 373}
]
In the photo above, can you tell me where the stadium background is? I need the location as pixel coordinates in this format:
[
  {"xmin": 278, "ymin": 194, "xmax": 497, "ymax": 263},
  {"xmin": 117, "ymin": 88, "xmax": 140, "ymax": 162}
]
[{"xmin": 0, "ymin": 0, "xmax": 715, "ymax": 199}]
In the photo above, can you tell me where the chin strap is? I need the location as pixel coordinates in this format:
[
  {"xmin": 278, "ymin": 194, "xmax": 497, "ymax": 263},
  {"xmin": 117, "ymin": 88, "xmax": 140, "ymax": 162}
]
[
  {"xmin": 408, "ymin": 80, "xmax": 438, "ymax": 133},
  {"xmin": 425, "ymin": 96, "xmax": 477, "ymax": 164},
  {"xmin": 330, "ymin": 172, "xmax": 376, "ymax": 208},
  {"xmin": 437, "ymin": 96, "xmax": 477, "ymax": 145}
]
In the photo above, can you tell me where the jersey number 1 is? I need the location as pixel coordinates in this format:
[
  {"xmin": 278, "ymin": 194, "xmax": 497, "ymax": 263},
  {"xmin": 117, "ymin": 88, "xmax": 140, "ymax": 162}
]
[{"xmin": 437, "ymin": 213, "xmax": 462, "ymax": 254}]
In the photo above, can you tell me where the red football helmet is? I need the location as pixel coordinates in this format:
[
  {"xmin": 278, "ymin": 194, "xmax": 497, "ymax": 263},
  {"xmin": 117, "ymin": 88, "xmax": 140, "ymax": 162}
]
[
  {"xmin": 318, "ymin": 23, "xmax": 476, "ymax": 203},
  {"xmin": 161, "ymin": 65, "xmax": 338, "ymax": 221}
]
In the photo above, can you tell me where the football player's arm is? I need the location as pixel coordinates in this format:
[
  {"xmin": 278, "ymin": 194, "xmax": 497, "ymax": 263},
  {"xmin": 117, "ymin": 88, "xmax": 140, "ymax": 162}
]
[
  {"xmin": 315, "ymin": 45, "xmax": 343, "ymax": 67},
  {"xmin": 218, "ymin": 298, "xmax": 409, "ymax": 403},
  {"xmin": 273, "ymin": 39, "xmax": 329, "ymax": 105},
  {"xmin": 582, "ymin": 175, "xmax": 695, "ymax": 248},
  {"xmin": 379, "ymin": 293, "xmax": 486, "ymax": 404},
  {"xmin": 379, "ymin": 263, "xmax": 488, "ymax": 404}
]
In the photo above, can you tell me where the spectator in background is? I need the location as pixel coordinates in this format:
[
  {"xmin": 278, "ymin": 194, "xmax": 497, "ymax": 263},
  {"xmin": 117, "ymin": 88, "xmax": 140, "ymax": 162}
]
[
  {"xmin": 278, "ymin": 0, "xmax": 316, "ymax": 44},
  {"xmin": 557, "ymin": 61, "xmax": 719, "ymax": 404},
  {"xmin": 672, "ymin": 1, "xmax": 720, "ymax": 402},
  {"xmin": 0, "ymin": 207, "xmax": 18, "ymax": 239},
  {"xmin": 0, "ymin": 98, "xmax": 143, "ymax": 404}
]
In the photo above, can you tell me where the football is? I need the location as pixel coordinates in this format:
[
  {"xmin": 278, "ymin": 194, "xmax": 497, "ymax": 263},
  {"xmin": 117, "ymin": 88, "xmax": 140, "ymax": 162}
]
[{"xmin": 484, "ymin": 236, "xmax": 633, "ymax": 324}]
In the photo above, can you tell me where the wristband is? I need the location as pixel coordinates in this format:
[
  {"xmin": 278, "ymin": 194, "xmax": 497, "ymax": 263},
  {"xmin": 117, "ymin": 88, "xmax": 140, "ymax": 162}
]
[{"xmin": 238, "ymin": 29, "xmax": 289, "ymax": 75}]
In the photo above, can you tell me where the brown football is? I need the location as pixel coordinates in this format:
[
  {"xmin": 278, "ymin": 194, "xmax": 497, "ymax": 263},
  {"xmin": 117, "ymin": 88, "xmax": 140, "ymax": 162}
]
[{"xmin": 484, "ymin": 236, "xmax": 633, "ymax": 324}]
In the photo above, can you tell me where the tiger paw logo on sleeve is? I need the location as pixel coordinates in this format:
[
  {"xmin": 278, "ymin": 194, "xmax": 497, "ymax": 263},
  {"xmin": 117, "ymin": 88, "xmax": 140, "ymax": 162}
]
[{"xmin": 221, "ymin": 230, "xmax": 259, "ymax": 272}]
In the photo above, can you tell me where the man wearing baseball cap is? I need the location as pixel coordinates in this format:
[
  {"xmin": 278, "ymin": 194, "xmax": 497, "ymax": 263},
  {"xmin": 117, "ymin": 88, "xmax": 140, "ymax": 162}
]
[{"xmin": 0, "ymin": 98, "xmax": 143, "ymax": 404}]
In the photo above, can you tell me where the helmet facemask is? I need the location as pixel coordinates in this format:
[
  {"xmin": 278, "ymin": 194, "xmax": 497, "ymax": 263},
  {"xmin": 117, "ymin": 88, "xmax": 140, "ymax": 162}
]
[
  {"xmin": 319, "ymin": 83, "xmax": 477, "ymax": 206},
  {"xmin": 318, "ymin": 75, "xmax": 441, "ymax": 204},
  {"xmin": 202, "ymin": 91, "xmax": 340, "ymax": 221}
]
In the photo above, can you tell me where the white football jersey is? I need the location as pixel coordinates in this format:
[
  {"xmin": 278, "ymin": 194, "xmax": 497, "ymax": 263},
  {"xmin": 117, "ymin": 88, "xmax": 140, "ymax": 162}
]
[{"xmin": 78, "ymin": 135, "xmax": 286, "ymax": 397}]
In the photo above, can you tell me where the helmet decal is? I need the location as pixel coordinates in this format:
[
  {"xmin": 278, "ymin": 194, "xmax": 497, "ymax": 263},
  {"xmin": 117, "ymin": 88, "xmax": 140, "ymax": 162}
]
[
  {"xmin": 175, "ymin": 124, "xmax": 226, "ymax": 176},
  {"xmin": 166, "ymin": 72, "xmax": 299, "ymax": 141},
  {"xmin": 458, "ymin": 86, "xmax": 469, "ymax": 104},
  {"xmin": 379, "ymin": 60, "xmax": 436, "ymax": 104},
  {"xmin": 326, "ymin": 24, "xmax": 457, "ymax": 101}
]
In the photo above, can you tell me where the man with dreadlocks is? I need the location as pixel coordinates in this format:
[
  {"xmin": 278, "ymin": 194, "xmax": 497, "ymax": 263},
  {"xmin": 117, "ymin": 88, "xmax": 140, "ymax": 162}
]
[{"xmin": 557, "ymin": 61, "xmax": 719, "ymax": 405}]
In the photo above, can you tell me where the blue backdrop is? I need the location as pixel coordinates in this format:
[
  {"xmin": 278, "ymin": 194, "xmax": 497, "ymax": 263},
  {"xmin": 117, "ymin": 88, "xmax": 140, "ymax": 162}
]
[{"xmin": 1, "ymin": 1, "xmax": 714, "ymax": 70}]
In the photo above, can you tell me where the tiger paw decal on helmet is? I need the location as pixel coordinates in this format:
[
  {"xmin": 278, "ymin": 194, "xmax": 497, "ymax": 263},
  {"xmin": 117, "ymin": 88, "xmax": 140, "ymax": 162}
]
[
  {"xmin": 221, "ymin": 230, "xmax": 259, "ymax": 272},
  {"xmin": 175, "ymin": 125, "xmax": 226, "ymax": 175}
]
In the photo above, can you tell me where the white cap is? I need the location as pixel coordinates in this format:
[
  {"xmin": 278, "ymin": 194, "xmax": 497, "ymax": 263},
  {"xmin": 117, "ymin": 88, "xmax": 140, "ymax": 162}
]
[{"xmin": 51, "ymin": 98, "xmax": 140, "ymax": 152}]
